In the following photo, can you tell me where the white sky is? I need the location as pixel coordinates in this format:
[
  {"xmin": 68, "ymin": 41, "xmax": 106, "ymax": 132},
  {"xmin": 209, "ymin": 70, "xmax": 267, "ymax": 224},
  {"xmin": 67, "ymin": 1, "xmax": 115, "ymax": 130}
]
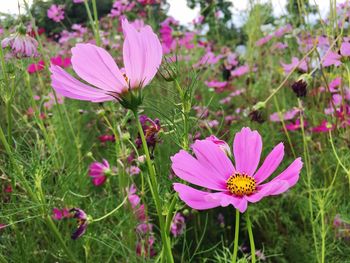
[{"xmin": 0, "ymin": 0, "xmax": 346, "ymax": 26}]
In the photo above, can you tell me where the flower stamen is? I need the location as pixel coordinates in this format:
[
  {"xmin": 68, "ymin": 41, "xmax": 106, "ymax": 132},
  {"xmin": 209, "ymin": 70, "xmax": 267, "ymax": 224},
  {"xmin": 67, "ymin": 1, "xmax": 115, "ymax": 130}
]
[{"xmin": 226, "ymin": 173, "xmax": 256, "ymax": 196}]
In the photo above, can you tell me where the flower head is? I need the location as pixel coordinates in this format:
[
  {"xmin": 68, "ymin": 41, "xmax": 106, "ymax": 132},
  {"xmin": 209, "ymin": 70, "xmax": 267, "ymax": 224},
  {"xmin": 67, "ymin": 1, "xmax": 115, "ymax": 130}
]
[
  {"xmin": 88, "ymin": 159, "xmax": 110, "ymax": 186},
  {"xmin": 172, "ymin": 127, "xmax": 303, "ymax": 213},
  {"xmin": 2, "ymin": 25, "xmax": 38, "ymax": 58},
  {"xmin": 50, "ymin": 19, "xmax": 162, "ymax": 110},
  {"xmin": 70, "ymin": 208, "xmax": 88, "ymax": 240},
  {"xmin": 47, "ymin": 4, "xmax": 65, "ymax": 22}
]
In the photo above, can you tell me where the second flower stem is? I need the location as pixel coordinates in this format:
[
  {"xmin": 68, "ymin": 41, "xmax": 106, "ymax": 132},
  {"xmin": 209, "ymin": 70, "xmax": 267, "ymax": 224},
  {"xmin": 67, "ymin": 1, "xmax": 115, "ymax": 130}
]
[
  {"xmin": 133, "ymin": 110, "xmax": 173, "ymax": 263},
  {"xmin": 246, "ymin": 211, "xmax": 256, "ymax": 263},
  {"xmin": 232, "ymin": 209, "xmax": 240, "ymax": 263}
]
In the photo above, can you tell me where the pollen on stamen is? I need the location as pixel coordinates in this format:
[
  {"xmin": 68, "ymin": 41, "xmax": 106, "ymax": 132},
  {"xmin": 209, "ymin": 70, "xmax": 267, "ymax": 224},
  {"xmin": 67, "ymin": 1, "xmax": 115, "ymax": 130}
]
[{"xmin": 226, "ymin": 173, "xmax": 257, "ymax": 196}]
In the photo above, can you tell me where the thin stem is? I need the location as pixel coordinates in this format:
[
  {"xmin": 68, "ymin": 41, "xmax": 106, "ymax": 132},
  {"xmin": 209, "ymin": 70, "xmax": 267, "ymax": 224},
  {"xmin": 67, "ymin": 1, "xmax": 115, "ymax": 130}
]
[
  {"xmin": 133, "ymin": 110, "xmax": 174, "ymax": 263},
  {"xmin": 92, "ymin": 197, "xmax": 127, "ymax": 222},
  {"xmin": 231, "ymin": 209, "xmax": 240, "ymax": 263},
  {"xmin": 246, "ymin": 211, "xmax": 256, "ymax": 263},
  {"xmin": 91, "ymin": 0, "xmax": 101, "ymax": 46}
]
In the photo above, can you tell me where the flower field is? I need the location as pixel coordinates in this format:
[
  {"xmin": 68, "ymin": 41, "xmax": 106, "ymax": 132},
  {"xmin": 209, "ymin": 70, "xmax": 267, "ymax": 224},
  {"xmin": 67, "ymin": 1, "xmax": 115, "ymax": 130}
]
[{"xmin": 1, "ymin": 0, "xmax": 350, "ymax": 262}]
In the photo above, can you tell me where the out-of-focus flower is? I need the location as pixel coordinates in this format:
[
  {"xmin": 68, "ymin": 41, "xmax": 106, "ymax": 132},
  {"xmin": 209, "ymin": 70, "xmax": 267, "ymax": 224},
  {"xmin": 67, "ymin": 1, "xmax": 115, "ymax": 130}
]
[
  {"xmin": 340, "ymin": 41, "xmax": 350, "ymax": 56},
  {"xmin": 110, "ymin": 0, "xmax": 135, "ymax": 18},
  {"xmin": 311, "ymin": 120, "xmax": 335, "ymax": 133},
  {"xmin": 280, "ymin": 57, "xmax": 308, "ymax": 74},
  {"xmin": 50, "ymin": 19, "xmax": 162, "ymax": 110},
  {"xmin": 47, "ymin": 4, "xmax": 65, "ymax": 22},
  {"xmin": 2, "ymin": 25, "xmax": 38, "ymax": 58},
  {"xmin": 52, "ymin": 208, "xmax": 70, "ymax": 220},
  {"xmin": 88, "ymin": 159, "xmax": 110, "ymax": 186},
  {"xmin": 172, "ymin": 127, "xmax": 303, "ymax": 213},
  {"xmin": 170, "ymin": 213, "xmax": 186, "ymax": 237},
  {"xmin": 231, "ymin": 65, "xmax": 250, "ymax": 77},
  {"xmin": 135, "ymin": 115, "xmax": 162, "ymax": 150},
  {"xmin": 285, "ymin": 119, "xmax": 307, "ymax": 131},
  {"xmin": 256, "ymin": 34, "xmax": 273, "ymax": 46},
  {"xmin": 270, "ymin": 108, "xmax": 300, "ymax": 122},
  {"xmin": 255, "ymin": 250, "xmax": 266, "ymax": 261},
  {"xmin": 27, "ymin": 60, "xmax": 45, "ymax": 74},
  {"xmin": 98, "ymin": 134, "xmax": 115, "ymax": 143},
  {"xmin": 126, "ymin": 165, "xmax": 141, "ymax": 176},
  {"xmin": 322, "ymin": 51, "xmax": 341, "ymax": 67},
  {"xmin": 136, "ymin": 236, "xmax": 156, "ymax": 257},
  {"xmin": 73, "ymin": 0, "xmax": 85, "ymax": 3},
  {"xmin": 291, "ymin": 79, "xmax": 308, "ymax": 97},
  {"xmin": 70, "ymin": 208, "xmax": 88, "ymax": 240}
]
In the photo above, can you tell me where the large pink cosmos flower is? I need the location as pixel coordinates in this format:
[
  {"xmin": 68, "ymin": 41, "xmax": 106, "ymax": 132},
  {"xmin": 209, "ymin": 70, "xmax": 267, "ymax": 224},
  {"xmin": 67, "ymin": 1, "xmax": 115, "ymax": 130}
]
[
  {"xmin": 50, "ymin": 19, "xmax": 162, "ymax": 104},
  {"xmin": 172, "ymin": 127, "xmax": 303, "ymax": 213}
]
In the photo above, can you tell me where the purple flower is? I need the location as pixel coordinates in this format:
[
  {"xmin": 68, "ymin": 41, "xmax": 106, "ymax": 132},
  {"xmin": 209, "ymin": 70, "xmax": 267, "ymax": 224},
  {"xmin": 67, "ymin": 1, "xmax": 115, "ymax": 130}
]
[
  {"xmin": 280, "ymin": 57, "xmax": 308, "ymax": 74},
  {"xmin": 47, "ymin": 5, "xmax": 65, "ymax": 23},
  {"xmin": 170, "ymin": 213, "xmax": 186, "ymax": 237},
  {"xmin": 70, "ymin": 208, "xmax": 88, "ymax": 240},
  {"xmin": 135, "ymin": 115, "xmax": 161, "ymax": 150},
  {"xmin": 88, "ymin": 159, "xmax": 110, "ymax": 186},
  {"xmin": 322, "ymin": 51, "xmax": 341, "ymax": 67}
]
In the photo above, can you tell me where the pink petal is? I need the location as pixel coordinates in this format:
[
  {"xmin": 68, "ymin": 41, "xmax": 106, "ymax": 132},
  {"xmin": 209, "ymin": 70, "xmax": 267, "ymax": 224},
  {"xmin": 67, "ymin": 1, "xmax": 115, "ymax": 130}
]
[
  {"xmin": 71, "ymin": 43, "xmax": 127, "ymax": 93},
  {"xmin": 244, "ymin": 180, "xmax": 289, "ymax": 203},
  {"xmin": 171, "ymin": 150, "xmax": 227, "ymax": 191},
  {"xmin": 173, "ymin": 183, "xmax": 221, "ymax": 210},
  {"xmin": 207, "ymin": 192, "xmax": 248, "ymax": 213},
  {"xmin": 269, "ymin": 157, "xmax": 303, "ymax": 187},
  {"xmin": 122, "ymin": 19, "xmax": 162, "ymax": 88},
  {"xmin": 50, "ymin": 65, "xmax": 114, "ymax": 102},
  {"xmin": 192, "ymin": 139, "xmax": 234, "ymax": 179},
  {"xmin": 233, "ymin": 127, "xmax": 262, "ymax": 176},
  {"xmin": 253, "ymin": 143, "xmax": 285, "ymax": 183},
  {"xmin": 341, "ymin": 42, "xmax": 350, "ymax": 56}
]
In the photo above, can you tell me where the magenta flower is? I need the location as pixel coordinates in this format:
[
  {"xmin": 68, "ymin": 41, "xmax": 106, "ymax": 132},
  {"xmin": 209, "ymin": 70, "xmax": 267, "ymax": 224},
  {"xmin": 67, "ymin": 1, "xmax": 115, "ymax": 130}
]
[
  {"xmin": 88, "ymin": 159, "xmax": 110, "ymax": 186},
  {"xmin": 47, "ymin": 4, "xmax": 65, "ymax": 23},
  {"xmin": 172, "ymin": 127, "xmax": 302, "ymax": 213},
  {"xmin": 340, "ymin": 42, "xmax": 350, "ymax": 56},
  {"xmin": 52, "ymin": 208, "xmax": 70, "ymax": 220},
  {"xmin": 50, "ymin": 19, "xmax": 162, "ymax": 106},
  {"xmin": 70, "ymin": 208, "xmax": 88, "ymax": 240}
]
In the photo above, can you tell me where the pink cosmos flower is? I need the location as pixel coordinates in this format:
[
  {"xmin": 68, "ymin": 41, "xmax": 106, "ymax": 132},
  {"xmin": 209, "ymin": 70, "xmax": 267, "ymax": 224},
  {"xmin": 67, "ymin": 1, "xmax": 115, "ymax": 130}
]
[
  {"xmin": 322, "ymin": 51, "xmax": 342, "ymax": 67},
  {"xmin": 88, "ymin": 159, "xmax": 110, "ymax": 186},
  {"xmin": 73, "ymin": 0, "xmax": 85, "ymax": 3},
  {"xmin": 340, "ymin": 42, "xmax": 350, "ymax": 56},
  {"xmin": 50, "ymin": 19, "xmax": 162, "ymax": 104},
  {"xmin": 280, "ymin": 57, "xmax": 308, "ymax": 74},
  {"xmin": 172, "ymin": 127, "xmax": 302, "ymax": 213},
  {"xmin": 47, "ymin": 5, "xmax": 65, "ymax": 23},
  {"xmin": 269, "ymin": 108, "xmax": 300, "ymax": 122},
  {"xmin": 205, "ymin": 80, "xmax": 227, "ymax": 89},
  {"xmin": 231, "ymin": 65, "xmax": 250, "ymax": 77}
]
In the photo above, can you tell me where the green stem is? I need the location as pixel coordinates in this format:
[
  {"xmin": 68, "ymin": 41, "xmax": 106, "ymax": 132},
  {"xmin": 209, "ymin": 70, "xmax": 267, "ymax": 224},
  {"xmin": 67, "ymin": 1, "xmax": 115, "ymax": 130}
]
[
  {"xmin": 84, "ymin": 0, "xmax": 100, "ymax": 46},
  {"xmin": 231, "ymin": 209, "xmax": 240, "ymax": 263},
  {"xmin": 91, "ymin": 0, "xmax": 101, "ymax": 46},
  {"xmin": 133, "ymin": 110, "xmax": 174, "ymax": 263},
  {"xmin": 92, "ymin": 197, "xmax": 127, "ymax": 222},
  {"xmin": 246, "ymin": 211, "xmax": 256, "ymax": 263}
]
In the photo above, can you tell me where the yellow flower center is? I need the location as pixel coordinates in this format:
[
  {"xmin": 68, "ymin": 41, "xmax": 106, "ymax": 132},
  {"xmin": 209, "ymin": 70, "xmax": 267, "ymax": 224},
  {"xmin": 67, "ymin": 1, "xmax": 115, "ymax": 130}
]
[{"xmin": 226, "ymin": 173, "xmax": 256, "ymax": 196}]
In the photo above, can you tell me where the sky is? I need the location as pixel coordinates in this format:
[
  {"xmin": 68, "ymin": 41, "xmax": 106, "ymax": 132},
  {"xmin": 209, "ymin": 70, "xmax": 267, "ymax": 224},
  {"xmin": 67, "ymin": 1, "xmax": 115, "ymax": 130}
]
[{"xmin": 0, "ymin": 0, "xmax": 346, "ymax": 27}]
